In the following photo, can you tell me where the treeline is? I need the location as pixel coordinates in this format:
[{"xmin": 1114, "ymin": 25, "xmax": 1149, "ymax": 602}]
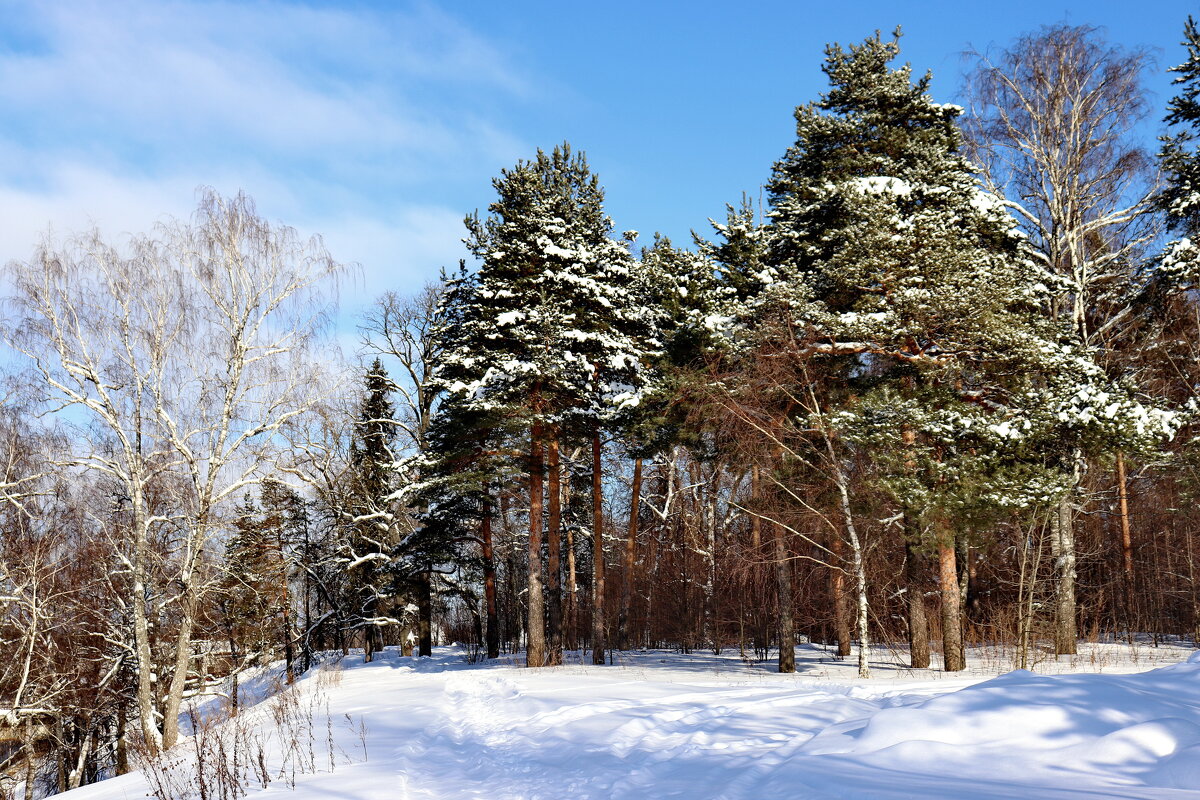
[{"xmin": 5, "ymin": 19, "xmax": 1200, "ymax": 798}]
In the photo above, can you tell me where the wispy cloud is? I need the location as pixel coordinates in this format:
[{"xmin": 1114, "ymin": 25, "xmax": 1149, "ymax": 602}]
[{"xmin": 0, "ymin": 0, "xmax": 534, "ymax": 305}]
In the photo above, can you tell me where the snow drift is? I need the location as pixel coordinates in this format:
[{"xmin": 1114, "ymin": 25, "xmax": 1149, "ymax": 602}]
[{"xmin": 58, "ymin": 647, "xmax": 1200, "ymax": 800}]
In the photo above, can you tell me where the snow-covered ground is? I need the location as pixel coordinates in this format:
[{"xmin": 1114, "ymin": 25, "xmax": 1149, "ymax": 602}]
[{"xmin": 61, "ymin": 641, "xmax": 1200, "ymax": 800}]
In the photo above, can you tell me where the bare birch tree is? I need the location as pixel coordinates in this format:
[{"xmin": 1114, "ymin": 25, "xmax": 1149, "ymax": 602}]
[
  {"xmin": 5, "ymin": 189, "xmax": 346, "ymax": 752},
  {"xmin": 963, "ymin": 25, "xmax": 1158, "ymax": 654}
]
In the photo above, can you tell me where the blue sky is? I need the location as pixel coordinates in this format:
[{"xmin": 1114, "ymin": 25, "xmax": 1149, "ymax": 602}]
[{"xmin": 0, "ymin": 0, "xmax": 1195, "ymax": 321}]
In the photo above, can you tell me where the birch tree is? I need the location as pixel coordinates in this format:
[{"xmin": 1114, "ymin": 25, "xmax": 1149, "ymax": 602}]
[
  {"xmin": 964, "ymin": 25, "xmax": 1159, "ymax": 654},
  {"xmin": 5, "ymin": 189, "xmax": 345, "ymax": 752}
]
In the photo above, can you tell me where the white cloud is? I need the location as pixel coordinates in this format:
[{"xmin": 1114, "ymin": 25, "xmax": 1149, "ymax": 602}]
[
  {"xmin": 0, "ymin": 1, "xmax": 529, "ymax": 157},
  {"xmin": 0, "ymin": 0, "xmax": 532, "ymax": 317}
]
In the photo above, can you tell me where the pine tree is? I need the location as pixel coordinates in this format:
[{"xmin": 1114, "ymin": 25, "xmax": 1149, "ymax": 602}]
[
  {"xmin": 412, "ymin": 268, "xmax": 513, "ymax": 659},
  {"xmin": 698, "ymin": 197, "xmax": 772, "ymax": 306},
  {"xmin": 747, "ymin": 30, "xmax": 1172, "ymax": 671},
  {"xmin": 345, "ymin": 358, "xmax": 399, "ymax": 663},
  {"xmin": 1160, "ymin": 17, "xmax": 1200, "ymax": 283},
  {"xmin": 221, "ymin": 489, "xmax": 292, "ymax": 687},
  {"xmin": 435, "ymin": 143, "xmax": 652, "ymax": 666}
]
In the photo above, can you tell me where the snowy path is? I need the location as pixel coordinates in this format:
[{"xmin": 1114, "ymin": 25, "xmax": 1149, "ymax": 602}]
[{"xmin": 62, "ymin": 646, "xmax": 1200, "ymax": 800}]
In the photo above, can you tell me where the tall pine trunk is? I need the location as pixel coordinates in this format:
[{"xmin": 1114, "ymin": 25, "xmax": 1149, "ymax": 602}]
[
  {"xmin": 904, "ymin": 535, "xmax": 930, "ymax": 669},
  {"xmin": 619, "ymin": 457, "xmax": 642, "ymax": 650},
  {"xmin": 772, "ymin": 519, "xmax": 796, "ymax": 673},
  {"xmin": 831, "ymin": 533, "xmax": 851, "ymax": 657},
  {"xmin": 900, "ymin": 425, "xmax": 930, "ymax": 669},
  {"xmin": 591, "ymin": 428, "xmax": 607, "ymax": 665},
  {"xmin": 418, "ymin": 571, "xmax": 433, "ymax": 656},
  {"xmin": 482, "ymin": 494, "xmax": 500, "ymax": 659},
  {"xmin": 566, "ymin": 518, "xmax": 578, "ymax": 651},
  {"xmin": 939, "ymin": 536, "xmax": 965, "ymax": 671},
  {"xmin": 546, "ymin": 437, "xmax": 564, "ymax": 665},
  {"xmin": 1116, "ymin": 451, "xmax": 1135, "ymax": 632},
  {"xmin": 527, "ymin": 420, "xmax": 547, "ymax": 667}
]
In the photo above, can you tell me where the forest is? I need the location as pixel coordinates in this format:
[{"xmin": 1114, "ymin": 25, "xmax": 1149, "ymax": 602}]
[{"xmin": 5, "ymin": 17, "xmax": 1200, "ymax": 797}]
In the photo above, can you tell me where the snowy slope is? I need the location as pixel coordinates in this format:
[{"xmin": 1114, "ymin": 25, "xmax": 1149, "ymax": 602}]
[{"xmin": 61, "ymin": 645, "xmax": 1200, "ymax": 800}]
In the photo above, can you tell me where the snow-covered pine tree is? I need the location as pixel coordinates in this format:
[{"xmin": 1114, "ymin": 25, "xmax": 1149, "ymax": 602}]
[
  {"xmin": 698, "ymin": 197, "xmax": 773, "ymax": 306},
  {"xmin": 412, "ymin": 266, "xmax": 515, "ymax": 660},
  {"xmin": 1160, "ymin": 16, "xmax": 1200, "ymax": 282},
  {"xmin": 608, "ymin": 234, "xmax": 721, "ymax": 650},
  {"xmin": 345, "ymin": 358, "xmax": 399, "ymax": 663},
  {"xmin": 748, "ymin": 30, "xmax": 1166, "ymax": 671},
  {"xmin": 437, "ymin": 143, "xmax": 652, "ymax": 667}
]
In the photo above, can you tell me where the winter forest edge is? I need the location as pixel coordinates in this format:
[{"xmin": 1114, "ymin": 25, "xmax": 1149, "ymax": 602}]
[{"xmin": 7, "ymin": 18, "xmax": 1200, "ymax": 799}]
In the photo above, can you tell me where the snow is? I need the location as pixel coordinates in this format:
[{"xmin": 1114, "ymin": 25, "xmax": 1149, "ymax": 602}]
[
  {"xmin": 58, "ymin": 641, "xmax": 1200, "ymax": 800},
  {"xmin": 848, "ymin": 176, "xmax": 913, "ymax": 196}
]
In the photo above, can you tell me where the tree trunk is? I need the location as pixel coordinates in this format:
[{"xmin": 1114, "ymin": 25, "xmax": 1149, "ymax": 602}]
[
  {"xmin": 65, "ymin": 717, "xmax": 92, "ymax": 790},
  {"xmin": 1052, "ymin": 490, "xmax": 1078, "ymax": 655},
  {"xmin": 160, "ymin": 587, "xmax": 198, "ymax": 750},
  {"xmin": 23, "ymin": 717, "xmax": 35, "ymax": 800},
  {"xmin": 772, "ymin": 520, "xmax": 796, "ymax": 673},
  {"xmin": 939, "ymin": 537, "xmax": 965, "ymax": 672},
  {"xmin": 418, "ymin": 571, "xmax": 433, "ymax": 656},
  {"xmin": 481, "ymin": 494, "xmax": 500, "ymax": 660},
  {"xmin": 826, "ymin": 445, "xmax": 870, "ymax": 679},
  {"xmin": 281, "ymin": 528, "xmax": 295, "ymax": 682},
  {"xmin": 1116, "ymin": 451, "xmax": 1135, "ymax": 632},
  {"xmin": 129, "ymin": 503, "xmax": 163, "ymax": 754},
  {"xmin": 831, "ymin": 533, "xmax": 851, "ymax": 657},
  {"xmin": 526, "ymin": 421, "xmax": 547, "ymax": 667},
  {"xmin": 546, "ymin": 437, "xmax": 564, "ymax": 665},
  {"xmin": 566, "ymin": 518, "xmax": 578, "ymax": 652},
  {"xmin": 591, "ymin": 429, "xmax": 606, "ymax": 665},
  {"xmin": 904, "ymin": 535, "xmax": 930, "ymax": 669},
  {"xmin": 619, "ymin": 457, "xmax": 642, "ymax": 650},
  {"xmin": 115, "ymin": 698, "xmax": 129, "ymax": 775}
]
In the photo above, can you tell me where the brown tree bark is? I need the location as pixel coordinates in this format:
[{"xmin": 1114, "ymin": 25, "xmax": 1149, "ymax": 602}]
[
  {"xmin": 939, "ymin": 536, "xmax": 965, "ymax": 672},
  {"xmin": 591, "ymin": 429, "xmax": 607, "ymax": 665},
  {"xmin": 481, "ymin": 494, "xmax": 500, "ymax": 660},
  {"xmin": 772, "ymin": 520, "xmax": 796, "ymax": 673},
  {"xmin": 546, "ymin": 437, "xmax": 564, "ymax": 665},
  {"xmin": 418, "ymin": 571, "xmax": 433, "ymax": 656},
  {"xmin": 527, "ymin": 420, "xmax": 547, "ymax": 667},
  {"xmin": 566, "ymin": 518, "xmax": 578, "ymax": 651},
  {"xmin": 1116, "ymin": 451, "xmax": 1135, "ymax": 630},
  {"xmin": 904, "ymin": 535, "xmax": 931, "ymax": 669},
  {"xmin": 831, "ymin": 533, "xmax": 851, "ymax": 657},
  {"xmin": 619, "ymin": 457, "xmax": 642, "ymax": 650}
]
